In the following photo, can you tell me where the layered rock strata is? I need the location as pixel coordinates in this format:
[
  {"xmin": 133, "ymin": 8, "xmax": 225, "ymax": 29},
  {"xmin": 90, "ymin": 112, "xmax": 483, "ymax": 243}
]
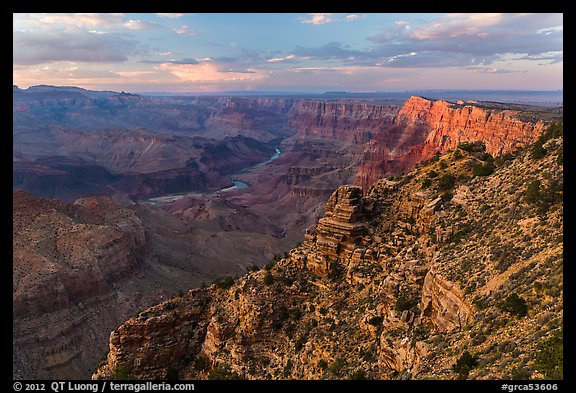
[
  {"xmin": 15, "ymin": 86, "xmax": 552, "ymax": 200},
  {"xmin": 289, "ymin": 101, "xmax": 397, "ymax": 143},
  {"xmin": 291, "ymin": 186, "xmax": 365, "ymax": 276},
  {"xmin": 420, "ymin": 270, "xmax": 474, "ymax": 332},
  {"xmin": 355, "ymin": 96, "xmax": 547, "ymax": 191},
  {"xmin": 93, "ymin": 132, "xmax": 563, "ymax": 380},
  {"xmin": 13, "ymin": 191, "xmax": 148, "ymax": 379}
]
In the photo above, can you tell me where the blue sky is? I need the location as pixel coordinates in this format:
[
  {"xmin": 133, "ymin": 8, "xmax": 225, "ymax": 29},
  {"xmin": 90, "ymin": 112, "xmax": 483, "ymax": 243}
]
[{"xmin": 13, "ymin": 13, "xmax": 563, "ymax": 93}]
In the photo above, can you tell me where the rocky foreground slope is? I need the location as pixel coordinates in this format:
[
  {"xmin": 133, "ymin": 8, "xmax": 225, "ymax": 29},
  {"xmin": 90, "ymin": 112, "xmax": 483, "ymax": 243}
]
[{"xmin": 93, "ymin": 125, "xmax": 563, "ymax": 380}]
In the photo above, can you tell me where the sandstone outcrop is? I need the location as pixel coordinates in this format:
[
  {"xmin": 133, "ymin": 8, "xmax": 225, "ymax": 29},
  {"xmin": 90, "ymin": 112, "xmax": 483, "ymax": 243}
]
[
  {"xmin": 420, "ymin": 270, "xmax": 474, "ymax": 332},
  {"xmin": 92, "ymin": 289, "xmax": 213, "ymax": 380},
  {"xmin": 291, "ymin": 186, "xmax": 365, "ymax": 276},
  {"xmin": 404, "ymin": 97, "xmax": 545, "ymax": 160}
]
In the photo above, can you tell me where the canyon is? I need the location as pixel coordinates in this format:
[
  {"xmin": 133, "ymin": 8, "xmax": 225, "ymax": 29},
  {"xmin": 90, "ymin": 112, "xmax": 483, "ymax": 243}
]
[
  {"xmin": 94, "ymin": 128, "xmax": 563, "ymax": 380},
  {"xmin": 14, "ymin": 86, "xmax": 553, "ymax": 203},
  {"xmin": 13, "ymin": 85, "xmax": 562, "ymax": 379}
]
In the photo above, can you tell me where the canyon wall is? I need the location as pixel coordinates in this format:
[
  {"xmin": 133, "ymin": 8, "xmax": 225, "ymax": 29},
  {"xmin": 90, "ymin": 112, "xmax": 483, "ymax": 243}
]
[
  {"xmin": 288, "ymin": 101, "xmax": 397, "ymax": 143},
  {"xmin": 355, "ymin": 96, "xmax": 547, "ymax": 191},
  {"xmin": 254, "ymin": 94, "xmax": 546, "ymax": 192},
  {"xmin": 14, "ymin": 86, "xmax": 550, "ymax": 199},
  {"xmin": 399, "ymin": 96, "xmax": 546, "ymax": 157},
  {"xmin": 93, "ymin": 130, "xmax": 563, "ymax": 380},
  {"xmin": 13, "ymin": 188, "xmax": 297, "ymax": 379}
]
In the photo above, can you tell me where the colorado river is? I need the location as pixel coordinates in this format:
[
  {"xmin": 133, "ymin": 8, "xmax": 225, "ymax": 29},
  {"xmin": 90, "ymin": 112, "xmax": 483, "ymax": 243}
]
[
  {"xmin": 245, "ymin": 147, "xmax": 281, "ymax": 170},
  {"xmin": 144, "ymin": 147, "xmax": 281, "ymax": 205}
]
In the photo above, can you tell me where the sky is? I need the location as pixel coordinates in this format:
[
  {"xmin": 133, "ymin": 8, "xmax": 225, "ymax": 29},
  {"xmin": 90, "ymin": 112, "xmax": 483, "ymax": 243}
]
[{"xmin": 13, "ymin": 13, "xmax": 563, "ymax": 93}]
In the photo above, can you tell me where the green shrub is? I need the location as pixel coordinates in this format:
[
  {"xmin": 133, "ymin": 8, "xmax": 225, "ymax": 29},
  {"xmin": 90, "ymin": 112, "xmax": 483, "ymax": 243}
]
[
  {"xmin": 291, "ymin": 308, "xmax": 303, "ymax": 320},
  {"xmin": 294, "ymin": 336, "xmax": 306, "ymax": 352},
  {"xmin": 264, "ymin": 262, "xmax": 275, "ymax": 270},
  {"xmin": 327, "ymin": 264, "xmax": 345, "ymax": 281},
  {"xmin": 360, "ymin": 348, "xmax": 377, "ymax": 363},
  {"xmin": 438, "ymin": 173, "xmax": 456, "ymax": 191},
  {"xmin": 263, "ymin": 270, "xmax": 274, "ymax": 285},
  {"xmin": 349, "ymin": 370, "xmax": 367, "ymax": 380},
  {"xmin": 529, "ymin": 122, "xmax": 563, "ymax": 160},
  {"xmin": 451, "ymin": 223, "xmax": 473, "ymax": 244},
  {"xmin": 525, "ymin": 180, "xmax": 543, "ymax": 204},
  {"xmin": 495, "ymin": 152, "xmax": 515, "ymax": 167},
  {"xmin": 524, "ymin": 179, "xmax": 562, "ymax": 214},
  {"xmin": 511, "ymin": 367, "xmax": 532, "ymax": 380},
  {"xmin": 193, "ymin": 356, "xmax": 210, "ymax": 372},
  {"xmin": 534, "ymin": 329, "xmax": 563, "ymax": 379},
  {"xmin": 413, "ymin": 324, "xmax": 430, "ymax": 340},
  {"xmin": 283, "ymin": 359, "xmax": 293, "ymax": 378},
  {"xmin": 452, "ymin": 351, "xmax": 478, "ymax": 379},
  {"xmin": 328, "ymin": 357, "xmax": 346, "ymax": 375},
  {"xmin": 458, "ymin": 141, "xmax": 486, "ymax": 152},
  {"xmin": 108, "ymin": 366, "xmax": 133, "ymax": 380},
  {"xmin": 473, "ymin": 161, "xmax": 495, "ymax": 176},
  {"xmin": 530, "ymin": 142, "xmax": 547, "ymax": 159},
  {"xmin": 207, "ymin": 363, "xmax": 241, "ymax": 380},
  {"xmin": 367, "ymin": 316, "xmax": 384, "ymax": 326},
  {"xmin": 498, "ymin": 293, "xmax": 528, "ymax": 318},
  {"xmin": 214, "ymin": 276, "xmax": 235, "ymax": 290},
  {"xmin": 440, "ymin": 191, "xmax": 453, "ymax": 203},
  {"xmin": 395, "ymin": 287, "xmax": 419, "ymax": 312},
  {"xmin": 166, "ymin": 367, "xmax": 179, "ymax": 380},
  {"xmin": 543, "ymin": 122, "xmax": 563, "ymax": 139}
]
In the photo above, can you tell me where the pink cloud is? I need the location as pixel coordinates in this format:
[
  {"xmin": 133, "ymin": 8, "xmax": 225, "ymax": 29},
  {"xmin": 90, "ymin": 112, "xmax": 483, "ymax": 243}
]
[
  {"xmin": 156, "ymin": 62, "xmax": 266, "ymax": 83},
  {"xmin": 298, "ymin": 13, "xmax": 334, "ymax": 25}
]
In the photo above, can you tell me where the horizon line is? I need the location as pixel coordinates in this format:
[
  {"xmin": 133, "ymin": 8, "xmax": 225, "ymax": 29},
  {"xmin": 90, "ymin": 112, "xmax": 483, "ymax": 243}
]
[{"xmin": 14, "ymin": 84, "xmax": 564, "ymax": 96}]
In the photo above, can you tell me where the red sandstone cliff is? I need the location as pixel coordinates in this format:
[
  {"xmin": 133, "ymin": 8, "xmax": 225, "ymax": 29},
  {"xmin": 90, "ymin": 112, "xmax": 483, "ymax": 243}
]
[
  {"xmin": 280, "ymin": 96, "xmax": 546, "ymax": 192},
  {"xmin": 355, "ymin": 96, "xmax": 546, "ymax": 191},
  {"xmin": 400, "ymin": 96, "xmax": 545, "ymax": 156}
]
